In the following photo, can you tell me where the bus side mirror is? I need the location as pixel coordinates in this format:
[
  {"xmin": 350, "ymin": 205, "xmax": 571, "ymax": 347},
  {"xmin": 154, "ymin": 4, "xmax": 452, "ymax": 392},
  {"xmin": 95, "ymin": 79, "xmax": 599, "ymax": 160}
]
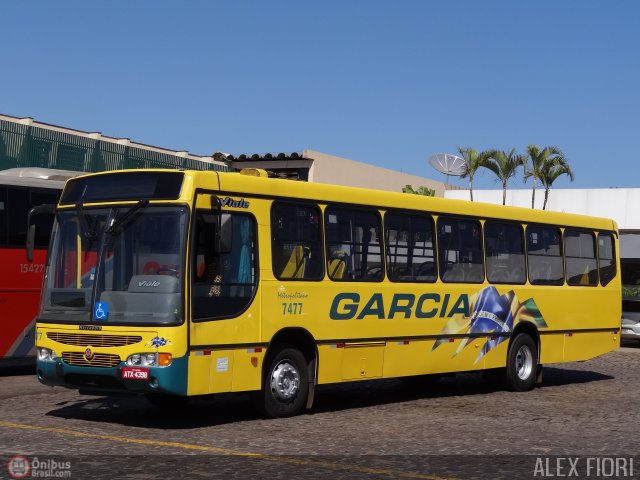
[
  {"xmin": 26, "ymin": 204, "xmax": 56, "ymax": 262},
  {"xmin": 26, "ymin": 224, "xmax": 36, "ymax": 262}
]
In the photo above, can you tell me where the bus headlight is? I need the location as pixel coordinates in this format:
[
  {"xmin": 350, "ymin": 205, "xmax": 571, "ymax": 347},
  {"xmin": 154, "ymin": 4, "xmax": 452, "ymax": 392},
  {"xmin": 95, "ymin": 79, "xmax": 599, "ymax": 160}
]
[
  {"xmin": 125, "ymin": 353, "xmax": 172, "ymax": 367},
  {"xmin": 38, "ymin": 348, "xmax": 57, "ymax": 362},
  {"xmin": 143, "ymin": 354, "xmax": 156, "ymax": 366},
  {"xmin": 128, "ymin": 354, "xmax": 141, "ymax": 365}
]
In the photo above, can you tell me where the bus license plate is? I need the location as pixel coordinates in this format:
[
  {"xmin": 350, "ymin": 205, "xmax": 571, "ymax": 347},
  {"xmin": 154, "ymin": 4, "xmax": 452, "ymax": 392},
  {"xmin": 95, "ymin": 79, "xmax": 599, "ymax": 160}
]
[{"xmin": 121, "ymin": 367, "xmax": 149, "ymax": 380}]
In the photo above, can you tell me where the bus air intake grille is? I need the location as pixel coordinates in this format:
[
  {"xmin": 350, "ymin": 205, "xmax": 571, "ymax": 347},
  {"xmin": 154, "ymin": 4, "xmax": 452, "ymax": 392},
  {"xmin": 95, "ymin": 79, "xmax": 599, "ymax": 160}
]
[
  {"xmin": 47, "ymin": 333, "xmax": 142, "ymax": 347},
  {"xmin": 62, "ymin": 352, "xmax": 121, "ymax": 368}
]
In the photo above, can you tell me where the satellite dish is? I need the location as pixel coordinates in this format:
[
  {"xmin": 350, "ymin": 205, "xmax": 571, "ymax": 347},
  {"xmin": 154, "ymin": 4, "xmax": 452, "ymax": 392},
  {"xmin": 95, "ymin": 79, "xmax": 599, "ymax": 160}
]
[{"xmin": 428, "ymin": 153, "xmax": 466, "ymax": 183}]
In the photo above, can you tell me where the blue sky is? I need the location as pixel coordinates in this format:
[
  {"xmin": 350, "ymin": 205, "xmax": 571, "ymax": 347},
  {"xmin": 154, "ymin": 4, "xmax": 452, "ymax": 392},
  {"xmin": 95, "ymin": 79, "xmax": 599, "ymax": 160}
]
[{"xmin": 1, "ymin": 1, "xmax": 638, "ymax": 190}]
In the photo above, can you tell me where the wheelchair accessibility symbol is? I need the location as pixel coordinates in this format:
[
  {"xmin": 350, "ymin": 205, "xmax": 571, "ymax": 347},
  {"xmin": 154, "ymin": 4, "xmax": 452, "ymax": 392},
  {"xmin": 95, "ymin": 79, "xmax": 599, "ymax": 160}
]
[{"xmin": 94, "ymin": 302, "xmax": 108, "ymax": 320}]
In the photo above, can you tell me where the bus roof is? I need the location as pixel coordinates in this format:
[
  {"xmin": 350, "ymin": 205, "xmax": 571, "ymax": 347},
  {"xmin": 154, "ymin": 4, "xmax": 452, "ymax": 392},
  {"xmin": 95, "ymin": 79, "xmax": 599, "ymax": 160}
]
[
  {"xmin": 59, "ymin": 168, "xmax": 619, "ymax": 232},
  {"xmin": 0, "ymin": 168, "xmax": 79, "ymax": 189},
  {"xmin": 209, "ymin": 170, "xmax": 618, "ymax": 232}
]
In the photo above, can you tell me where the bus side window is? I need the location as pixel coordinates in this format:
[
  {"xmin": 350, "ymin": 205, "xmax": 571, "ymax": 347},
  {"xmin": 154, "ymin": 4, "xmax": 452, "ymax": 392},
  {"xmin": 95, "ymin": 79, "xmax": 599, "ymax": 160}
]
[
  {"xmin": 271, "ymin": 202, "xmax": 324, "ymax": 281},
  {"xmin": 484, "ymin": 221, "xmax": 526, "ymax": 284},
  {"xmin": 192, "ymin": 212, "xmax": 257, "ymax": 321},
  {"xmin": 527, "ymin": 226, "xmax": 564, "ymax": 285},
  {"xmin": 325, "ymin": 207, "xmax": 382, "ymax": 282},
  {"xmin": 385, "ymin": 212, "xmax": 436, "ymax": 282},
  {"xmin": 31, "ymin": 190, "xmax": 58, "ymax": 247},
  {"xmin": 6, "ymin": 187, "xmax": 28, "ymax": 246},
  {"xmin": 598, "ymin": 233, "xmax": 616, "ymax": 286},
  {"xmin": 3, "ymin": 187, "xmax": 57, "ymax": 248},
  {"xmin": 437, "ymin": 216, "xmax": 484, "ymax": 283},
  {"xmin": 565, "ymin": 230, "xmax": 598, "ymax": 286}
]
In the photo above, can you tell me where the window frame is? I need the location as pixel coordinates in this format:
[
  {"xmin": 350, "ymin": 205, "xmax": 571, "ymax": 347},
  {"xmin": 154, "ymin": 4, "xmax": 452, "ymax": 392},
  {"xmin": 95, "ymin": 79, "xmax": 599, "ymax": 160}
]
[
  {"xmin": 525, "ymin": 223, "xmax": 565, "ymax": 286},
  {"xmin": 324, "ymin": 205, "xmax": 385, "ymax": 282},
  {"xmin": 436, "ymin": 214, "xmax": 485, "ymax": 284},
  {"xmin": 384, "ymin": 210, "xmax": 437, "ymax": 283},
  {"xmin": 597, "ymin": 231, "xmax": 617, "ymax": 287},
  {"xmin": 190, "ymin": 193, "xmax": 259, "ymax": 323},
  {"xmin": 270, "ymin": 200, "xmax": 325, "ymax": 282},
  {"xmin": 483, "ymin": 220, "xmax": 527, "ymax": 285},
  {"xmin": 1, "ymin": 185, "xmax": 59, "ymax": 249},
  {"xmin": 564, "ymin": 228, "xmax": 599, "ymax": 287}
]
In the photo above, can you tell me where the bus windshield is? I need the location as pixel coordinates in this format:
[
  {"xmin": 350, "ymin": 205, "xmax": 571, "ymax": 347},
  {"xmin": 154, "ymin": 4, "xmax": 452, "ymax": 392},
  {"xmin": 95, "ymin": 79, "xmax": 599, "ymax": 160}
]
[{"xmin": 40, "ymin": 205, "xmax": 187, "ymax": 325}]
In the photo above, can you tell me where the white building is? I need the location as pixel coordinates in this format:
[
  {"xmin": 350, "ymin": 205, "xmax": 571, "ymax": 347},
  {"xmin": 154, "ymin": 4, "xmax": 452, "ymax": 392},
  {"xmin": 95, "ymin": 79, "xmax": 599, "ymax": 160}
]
[{"xmin": 444, "ymin": 188, "xmax": 640, "ymax": 258}]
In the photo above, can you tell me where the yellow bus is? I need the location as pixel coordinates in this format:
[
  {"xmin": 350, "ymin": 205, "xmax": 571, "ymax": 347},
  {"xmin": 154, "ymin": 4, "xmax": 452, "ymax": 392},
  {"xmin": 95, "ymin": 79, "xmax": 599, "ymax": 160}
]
[{"xmin": 32, "ymin": 169, "xmax": 621, "ymax": 417}]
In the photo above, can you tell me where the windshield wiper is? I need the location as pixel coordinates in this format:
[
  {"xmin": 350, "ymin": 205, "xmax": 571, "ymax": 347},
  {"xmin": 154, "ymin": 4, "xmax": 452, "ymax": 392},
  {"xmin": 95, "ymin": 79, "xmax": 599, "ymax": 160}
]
[{"xmin": 105, "ymin": 200, "xmax": 149, "ymax": 236}]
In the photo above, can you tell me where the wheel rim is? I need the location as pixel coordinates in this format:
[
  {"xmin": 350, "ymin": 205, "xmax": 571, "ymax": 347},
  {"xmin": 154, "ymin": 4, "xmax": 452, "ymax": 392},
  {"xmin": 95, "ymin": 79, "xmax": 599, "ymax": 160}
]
[
  {"xmin": 270, "ymin": 359, "xmax": 301, "ymax": 402},
  {"xmin": 515, "ymin": 345, "xmax": 533, "ymax": 380}
]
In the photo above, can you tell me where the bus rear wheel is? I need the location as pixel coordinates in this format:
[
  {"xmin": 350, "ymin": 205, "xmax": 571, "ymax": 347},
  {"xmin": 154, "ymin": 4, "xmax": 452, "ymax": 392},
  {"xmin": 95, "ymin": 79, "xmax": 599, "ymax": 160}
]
[
  {"xmin": 504, "ymin": 333, "xmax": 538, "ymax": 392},
  {"xmin": 259, "ymin": 347, "xmax": 309, "ymax": 418}
]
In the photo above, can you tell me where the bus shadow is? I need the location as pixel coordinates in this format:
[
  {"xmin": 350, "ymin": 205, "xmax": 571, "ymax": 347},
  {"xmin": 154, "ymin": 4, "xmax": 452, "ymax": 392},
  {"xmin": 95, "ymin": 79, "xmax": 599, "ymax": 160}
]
[
  {"xmin": 0, "ymin": 362, "xmax": 35, "ymax": 377},
  {"xmin": 536, "ymin": 366, "xmax": 614, "ymax": 388},
  {"xmin": 45, "ymin": 393, "xmax": 257, "ymax": 429},
  {"xmin": 45, "ymin": 366, "xmax": 613, "ymax": 429},
  {"xmin": 312, "ymin": 366, "xmax": 613, "ymax": 414}
]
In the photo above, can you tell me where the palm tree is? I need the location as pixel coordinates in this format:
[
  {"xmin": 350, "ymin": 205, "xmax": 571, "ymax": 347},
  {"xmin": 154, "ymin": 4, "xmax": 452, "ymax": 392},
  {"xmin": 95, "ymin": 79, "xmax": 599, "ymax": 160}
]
[
  {"xmin": 524, "ymin": 145, "xmax": 568, "ymax": 208},
  {"xmin": 482, "ymin": 149, "xmax": 525, "ymax": 205},
  {"xmin": 539, "ymin": 161, "xmax": 574, "ymax": 210},
  {"xmin": 458, "ymin": 147, "xmax": 492, "ymax": 201},
  {"xmin": 402, "ymin": 184, "xmax": 435, "ymax": 196}
]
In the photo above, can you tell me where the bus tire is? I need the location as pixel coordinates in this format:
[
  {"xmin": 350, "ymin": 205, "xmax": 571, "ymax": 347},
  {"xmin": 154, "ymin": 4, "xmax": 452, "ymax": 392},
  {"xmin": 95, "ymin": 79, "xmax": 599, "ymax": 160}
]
[
  {"xmin": 259, "ymin": 346, "xmax": 309, "ymax": 418},
  {"xmin": 505, "ymin": 333, "xmax": 537, "ymax": 392}
]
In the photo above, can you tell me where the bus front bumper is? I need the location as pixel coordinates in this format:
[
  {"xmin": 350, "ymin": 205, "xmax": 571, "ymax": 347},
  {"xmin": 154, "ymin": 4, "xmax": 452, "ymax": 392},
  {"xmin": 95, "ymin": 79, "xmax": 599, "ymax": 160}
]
[{"xmin": 36, "ymin": 356, "xmax": 187, "ymax": 396}]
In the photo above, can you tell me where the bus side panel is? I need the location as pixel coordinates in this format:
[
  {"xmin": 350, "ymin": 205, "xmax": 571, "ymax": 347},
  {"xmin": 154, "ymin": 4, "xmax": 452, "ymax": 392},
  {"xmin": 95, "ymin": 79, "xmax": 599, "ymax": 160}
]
[
  {"xmin": 563, "ymin": 331, "xmax": 619, "ymax": 362},
  {"xmin": 383, "ymin": 341, "xmax": 426, "ymax": 378},
  {"xmin": 547, "ymin": 288, "xmax": 619, "ymax": 331},
  {"xmin": 231, "ymin": 348, "xmax": 264, "ymax": 391},
  {"xmin": 317, "ymin": 345, "xmax": 343, "ymax": 384},
  {"xmin": 341, "ymin": 344, "xmax": 384, "ymax": 380},
  {"xmin": 187, "ymin": 348, "xmax": 264, "ymax": 394},
  {"xmin": 0, "ymin": 248, "xmax": 47, "ymax": 359},
  {"xmin": 478, "ymin": 339, "xmax": 510, "ymax": 370},
  {"xmin": 187, "ymin": 353, "xmax": 213, "ymax": 396},
  {"xmin": 381, "ymin": 338, "xmax": 489, "ymax": 378},
  {"xmin": 188, "ymin": 297, "xmax": 263, "ymax": 394},
  {"xmin": 539, "ymin": 333, "xmax": 565, "ymax": 364}
]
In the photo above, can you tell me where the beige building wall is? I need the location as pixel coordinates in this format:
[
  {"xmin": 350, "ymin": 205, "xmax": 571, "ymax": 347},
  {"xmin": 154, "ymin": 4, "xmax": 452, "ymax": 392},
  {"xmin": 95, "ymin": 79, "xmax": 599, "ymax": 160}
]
[
  {"xmin": 304, "ymin": 150, "xmax": 455, "ymax": 196},
  {"xmin": 227, "ymin": 149, "xmax": 456, "ymax": 197}
]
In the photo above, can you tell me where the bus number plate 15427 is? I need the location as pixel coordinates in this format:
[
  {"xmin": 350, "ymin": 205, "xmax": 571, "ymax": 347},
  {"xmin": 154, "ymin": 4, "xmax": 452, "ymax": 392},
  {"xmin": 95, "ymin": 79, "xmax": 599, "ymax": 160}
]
[{"xmin": 121, "ymin": 367, "xmax": 149, "ymax": 380}]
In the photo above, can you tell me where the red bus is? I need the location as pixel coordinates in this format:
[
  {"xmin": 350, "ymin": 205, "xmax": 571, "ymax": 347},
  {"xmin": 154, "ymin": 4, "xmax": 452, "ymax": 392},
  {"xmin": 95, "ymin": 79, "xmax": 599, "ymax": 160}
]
[{"xmin": 0, "ymin": 168, "xmax": 77, "ymax": 363}]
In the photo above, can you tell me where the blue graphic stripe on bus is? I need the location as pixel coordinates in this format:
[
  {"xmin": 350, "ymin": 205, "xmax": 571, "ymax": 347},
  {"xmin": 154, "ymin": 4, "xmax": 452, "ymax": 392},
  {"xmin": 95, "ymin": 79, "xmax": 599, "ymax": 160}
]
[
  {"xmin": 94, "ymin": 302, "xmax": 108, "ymax": 320},
  {"xmin": 432, "ymin": 286, "xmax": 548, "ymax": 363}
]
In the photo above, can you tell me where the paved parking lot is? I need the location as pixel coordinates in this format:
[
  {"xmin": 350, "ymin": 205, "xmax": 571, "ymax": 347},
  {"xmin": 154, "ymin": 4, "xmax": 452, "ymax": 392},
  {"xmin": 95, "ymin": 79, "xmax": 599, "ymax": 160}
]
[{"xmin": 1, "ymin": 344, "xmax": 639, "ymax": 479}]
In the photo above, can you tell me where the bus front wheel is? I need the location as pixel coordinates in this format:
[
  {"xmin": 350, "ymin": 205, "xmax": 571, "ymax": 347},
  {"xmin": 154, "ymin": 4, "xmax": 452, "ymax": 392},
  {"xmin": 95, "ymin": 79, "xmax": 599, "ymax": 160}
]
[
  {"xmin": 505, "ymin": 333, "xmax": 538, "ymax": 392},
  {"xmin": 259, "ymin": 347, "xmax": 309, "ymax": 418}
]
